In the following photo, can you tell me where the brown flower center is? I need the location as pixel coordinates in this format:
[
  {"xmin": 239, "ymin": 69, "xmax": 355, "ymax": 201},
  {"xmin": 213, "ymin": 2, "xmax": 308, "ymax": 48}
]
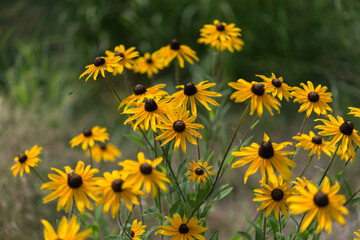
[
  {"xmin": 130, "ymin": 230, "xmax": 135, "ymax": 237},
  {"xmin": 134, "ymin": 84, "xmax": 147, "ymax": 95},
  {"xmin": 314, "ymin": 192, "xmax": 329, "ymax": 207},
  {"xmin": 178, "ymin": 223, "xmax": 189, "ymax": 234},
  {"xmin": 311, "ymin": 135, "xmax": 322, "ymax": 145},
  {"xmin": 67, "ymin": 173, "xmax": 83, "ymax": 188},
  {"xmin": 170, "ymin": 39, "xmax": 180, "ymax": 50},
  {"xmin": 146, "ymin": 58, "xmax": 153, "ymax": 64},
  {"xmin": 144, "ymin": 99, "xmax": 158, "ymax": 112},
  {"xmin": 140, "ymin": 163, "xmax": 152, "ymax": 175},
  {"xmin": 271, "ymin": 78, "xmax": 282, "ymax": 88},
  {"xmin": 251, "ymin": 84, "xmax": 265, "ymax": 96},
  {"xmin": 93, "ymin": 57, "xmax": 105, "ymax": 67},
  {"xmin": 307, "ymin": 92, "xmax": 319, "ymax": 102},
  {"xmin": 115, "ymin": 52, "xmax": 125, "ymax": 58},
  {"xmin": 339, "ymin": 120, "xmax": 354, "ymax": 136},
  {"xmin": 111, "ymin": 179, "xmax": 124, "ymax": 192},
  {"xmin": 216, "ymin": 23, "xmax": 225, "ymax": 31},
  {"xmin": 258, "ymin": 141, "xmax": 274, "ymax": 159},
  {"xmin": 271, "ymin": 189, "xmax": 284, "ymax": 201},
  {"xmin": 195, "ymin": 168, "xmax": 204, "ymax": 175},
  {"xmin": 18, "ymin": 153, "xmax": 27, "ymax": 163},
  {"xmin": 83, "ymin": 128, "xmax": 92, "ymax": 137},
  {"xmin": 183, "ymin": 82, "xmax": 197, "ymax": 96},
  {"xmin": 173, "ymin": 120, "xmax": 186, "ymax": 133},
  {"xmin": 99, "ymin": 142, "xmax": 107, "ymax": 150}
]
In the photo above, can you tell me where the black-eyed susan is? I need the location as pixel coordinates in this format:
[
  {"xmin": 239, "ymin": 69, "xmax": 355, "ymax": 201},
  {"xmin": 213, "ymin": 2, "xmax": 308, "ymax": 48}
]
[
  {"xmin": 105, "ymin": 44, "xmax": 139, "ymax": 75},
  {"xmin": 293, "ymin": 131, "xmax": 335, "ymax": 160},
  {"xmin": 256, "ymin": 73, "xmax": 292, "ymax": 101},
  {"xmin": 95, "ymin": 170, "xmax": 145, "ymax": 218},
  {"xmin": 228, "ymin": 79, "xmax": 281, "ymax": 117},
  {"xmin": 170, "ymin": 81, "xmax": 222, "ymax": 115},
  {"xmin": 118, "ymin": 152, "xmax": 170, "ymax": 198},
  {"xmin": 87, "ymin": 142, "xmax": 121, "ymax": 162},
  {"xmin": 118, "ymin": 84, "xmax": 168, "ymax": 110},
  {"xmin": 354, "ymin": 229, "xmax": 360, "ymax": 239},
  {"xmin": 122, "ymin": 97, "xmax": 172, "ymax": 132},
  {"xmin": 292, "ymin": 81, "xmax": 333, "ymax": 118},
  {"xmin": 198, "ymin": 19, "xmax": 244, "ymax": 53},
  {"xmin": 292, "ymin": 177, "xmax": 311, "ymax": 193},
  {"xmin": 348, "ymin": 107, "xmax": 360, "ymax": 117},
  {"xmin": 253, "ymin": 175, "xmax": 292, "ymax": 220},
  {"xmin": 11, "ymin": 145, "xmax": 42, "ymax": 178},
  {"xmin": 185, "ymin": 160, "xmax": 215, "ymax": 184},
  {"xmin": 79, "ymin": 56, "xmax": 121, "ymax": 82},
  {"xmin": 315, "ymin": 115, "xmax": 360, "ymax": 159},
  {"xmin": 130, "ymin": 219, "xmax": 146, "ymax": 240},
  {"xmin": 231, "ymin": 133, "xmax": 296, "ymax": 183},
  {"xmin": 155, "ymin": 109, "xmax": 204, "ymax": 153},
  {"xmin": 133, "ymin": 52, "xmax": 165, "ymax": 78},
  {"xmin": 41, "ymin": 215, "xmax": 92, "ymax": 240},
  {"xmin": 70, "ymin": 126, "xmax": 109, "ymax": 151},
  {"xmin": 157, "ymin": 39, "xmax": 199, "ymax": 68},
  {"xmin": 155, "ymin": 213, "xmax": 208, "ymax": 240},
  {"xmin": 41, "ymin": 161, "xmax": 99, "ymax": 213},
  {"xmin": 288, "ymin": 177, "xmax": 348, "ymax": 234}
]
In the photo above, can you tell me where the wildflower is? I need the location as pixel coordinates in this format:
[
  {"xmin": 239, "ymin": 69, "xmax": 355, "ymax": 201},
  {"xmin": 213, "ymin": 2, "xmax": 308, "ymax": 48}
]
[
  {"xmin": 157, "ymin": 39, "xmax": 199, "ymax": 68},
  {"xmin": 256, "ymin": 73, "xmax": 292, "ymax": 101},
  {"xmin": 198, "ymin": 19, "xmax": 244, "ymax": 52},
  {"xmin": 95, "ymin": 170, "xmax": 145, "ymax": 218},
  {"xmin": 70, "ymin": 126, "xmax": 109, "ymax": 151},
  {"xmin": 155, "ymin": 109, "xmax": 204, "ymax": 153},
  {"xmin": 156, "ymin": 213, "xmax": 208, "ymax": 240},
  {"xmin": 105, "ymin": 44, "xmax": 139, "ymax": 75},
  {"xmin": 231, "ymin": 133, "xmax": 296, "ymax": 183},
  {"xmin": 292, "ymin": 81, "xmax": 333, "ymax": 118},
  {"xmin": 170, "ymin": 81, "xmax": 221, "ymax": 115},
  {"xmin": 292, "ymin": 177, "xmax": 311, "ymax": 193},
  {"xmin": 41, "ymin": 215, "xmax": 92, "ymax": 240},
  {"xmin": 253, "ymin": 175, "xmax": 292, "ymax": 220},
  {"xmin": 288, "ymin": 177, "xmax": 348, "ymax": 234},
  {"xmin": 293, "ymin": 131, "xmax": 335, "ymax": 159},
  {"xmin": 41, "ymin": 161, "xmax": 99, "ymax": 213},
  {"xmin": 130, "ymin": 219, "xmax": 146, "ymax": 240},
  {"xmin": 315, "ymin": 115, "xmax": 360, "ymax": 159},
  {"xmin": 354, "ymin": 229, "xmax": 360, "ymax": 239},
  {"xmin": 11, "ymin": 145, "xmax": 42, "ymax": 178},
  {"xmin": 228, "ymin": 79, "xmax": 281, "ymax": 117},
  {"xmin": 87, "ymin": 142, "xmax": 121, "ymax": 162},
  {"xmin": 79, "ymin": 56, "xmax": 121, "ymax": 81},
  {"xmin": 185, "ymin": 160, "xmax": 215, "ymax": 184},
  {"xmin": 348, "ymin": 107, "xmax": 360, "ymax": 117},
  {"xmin": 133, "ymin": 52, "xmax": 165, "ymax": 78},
  {"xmin": 119, "ymin": 152, "xmax": 170, "ymax": 198}
]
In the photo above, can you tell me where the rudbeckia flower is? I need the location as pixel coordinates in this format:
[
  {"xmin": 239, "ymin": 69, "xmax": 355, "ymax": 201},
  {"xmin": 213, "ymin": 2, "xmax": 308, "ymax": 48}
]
[
  {"xmin": 293, "ymin": 131, "xmax": 335, "ymax": 159},
  {"xmin": 129, "ymin": 219, "xmax": 146, "ymax": 240},
  {"xmin": 133, "ymin": 52, "xmax": 165, "ymax": 78},
  {"xmin": 79, "ymin": 56, "xmax": 121, "ymax": 81},
  {"xmin": 354, "ymin": 229, "xmax": 360, "ymax": 239},
  {"xmin": 348, "ymin": 107, "xmax": 360, "ymax": 117},
  {"xmin": 70, "ymin": 126, "xmax": 109, "ymax": 151},
  {"xmin": 11, "ymin": 145, "xmax": 42, "ymax": 178},
  {"xmin": 256, "ymin": 73, "xmax": 292, "ymax": 101},
  {"xmin": 105, "ymin": 44, "xmax": 139, "ymax": 75},
  {"xmin": 87, "ymin": 142, "xmax": 121, "ymax": 162},
  {"xmin": 185, "ymin": 160, "xmax": 215, "ymax": 184}
]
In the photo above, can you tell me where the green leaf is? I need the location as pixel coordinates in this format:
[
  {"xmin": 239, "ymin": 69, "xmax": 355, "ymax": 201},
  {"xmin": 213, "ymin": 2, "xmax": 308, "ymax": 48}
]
[
  {"xmin": 347, "ymin": 197, "xmax": 360, "ymax": 205},
  {"xmin": 267, "ymin": 215, "xmax": 279, "ymax": 239},
  {"xmin": 342, "ymin": 178, "xmax": 352, "ymax": 197},
  {"xmin": 247, "ymin": 220, "xmax": 263, "ymax": 240},
  {"xmin": 143, "ymin": 226, "xmax": 157, "ymax": 240},
  {"xmin": 237, "ymin": 231, "xmax": 252, "ymax": 240},
  {"xmin": 209, "ymin": 230, "xmax": 218, "ymax": 240},
  {"xmin": 123, "ymin": 134, "xmax": 146, "ymax": 148},
  {"xmin": 194, "ymin": 182, "xmax": 211, "ymax": 207}
]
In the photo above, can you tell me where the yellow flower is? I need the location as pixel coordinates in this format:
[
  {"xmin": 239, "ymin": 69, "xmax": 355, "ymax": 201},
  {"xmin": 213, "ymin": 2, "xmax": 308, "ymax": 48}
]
[
  {"xmin": 288, "ymin": 177, "xmax": 348, "ymax": 234},
  {"xmin": 79, "ymin": 56, "xmax": 121, "ymax": 81},
  {"xmin": 70, "ymin": 126, "xmax": 109, "ymax": 151},
  {"xmin": 292, "ymin": 177, "xmax": 312, "ymax": 194},
  {"xmin": 293, "ymin": 131, "xmax": 335, "ymax": 160},
  {"xmin": 292, "ymin": 81, "xmax": 333, "ymax": 118},
  {"xmin": 105, "ymin": 44, "xmax": 139, "ymax": 75},
  {"xmin": 256, "ymin": 73, "xmax": 292, "ymax": 101},
  {"xmin": 228, "ymin": 79, "xmax": 281, "ymax": 117},
  {"xmin": 253, "ymin": 175, "xmax": 292, "ymax": 220},
  {"xmin": 87, "ymin": 142, "xmax": 121, "ymax": 162},
  {"xmin": 348, "ymin": 107, "xmax": 360, "ymax": 117},
  {"xmin": 231, "ymin": 133, "xmax": 296, "ymax": 184},
  {"xmin": 198, "ymin": 19, "xmax": 244, "ymax": 52},
  {"xmin": 185, "ymin": 160, "xmax": 216, "ymax": 184},
  {"xmin": 118, "ymin": 152, "xmax": 170, "ymax": 198},
  {"xmin": 11, "ymin": 145, "xmax": 42, "ymax": 178},
  {"xmin": 133, "ymin": 52, "xmax": 165, "ymax": 78},
  {"xmin": 354, "ymin": 229, "xmax": 360, "ymax": 239},
  {"xmin": 156, "ymin": 213, "xmax": 208, "ymax": 240},
  {"xmin": 41, "ymin": 215, "xmax": 92, "ymax": 240},
  {"xmin": 157, "ymin": 39, "xmax": 199, "ymax": 68},
  {"xmin": 95, "ymin": 170, "xmax": 145, "ymax": 218},
  {"xmin": 130, "ymin": 219, "xmax": 146, "ymax": 240},
  {"xmin": 315, "ymin": 115, "xmax": 360, "ymax": 159},
  {"xmin": 155, "ymin": 109, "xmax": 204, "ymax": 153},
  {"xmin": 41, "ymin": 161, "xmax": 99, "ymax": 213},
  {"xmin": 170, "ymin": 81, "xmax": 221, "ymax": 115}
]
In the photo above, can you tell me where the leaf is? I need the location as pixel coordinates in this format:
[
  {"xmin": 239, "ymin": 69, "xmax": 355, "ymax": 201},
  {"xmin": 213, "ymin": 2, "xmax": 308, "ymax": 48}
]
[
  {"xmin": 143, "ymin": 226, "xmax": 157, "ymax": 240},
  {"xmin": 209, "ymin": 230, "xmax": 218, "ymax": 240},
  {"xmin": 212, "ymin": 186, "xmax": 233, "ymax": 202},
  {"xmin": 247, "ymin": 220, "xmax": 263, "ymax": 240},
  {"xmin": 123, "ymin": 134, "xmax": 146, "ymax": 148},
  {"xmin": 194, "ymin": 182, "xmax": 211, "ymax": 207},
  {"xmin": 237, "ymin": 231, "xmax": 252, "ymax": 240},
  {"xmin": 347, "ymin": 197, "xmax": 360, "ymax": 205}
]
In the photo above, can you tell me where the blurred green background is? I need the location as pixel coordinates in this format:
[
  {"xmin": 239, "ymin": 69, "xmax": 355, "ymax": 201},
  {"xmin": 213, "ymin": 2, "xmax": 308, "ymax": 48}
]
[{"xmin": 1, "ymin": 0, "xmax": 360, "ymax": 239}]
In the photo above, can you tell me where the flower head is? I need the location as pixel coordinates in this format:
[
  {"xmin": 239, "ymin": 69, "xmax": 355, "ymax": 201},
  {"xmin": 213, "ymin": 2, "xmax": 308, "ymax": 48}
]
[
  {"xmin": 11, "ymin": 145, "xmax": 42, "ymax": 178},
  {"xmin": 156, "ymin": 213, "xmax": 208, "ymax": 240},
  {"xmin": 41, "ymin": 161, "xmax": 99, "ymax": 213},
  {"xmin": 79, "ymin": 56, "xmax": 121, "ymax": 81},
  {"xmin": 348, "ymin": 107, "xmax": 360, "ymax": 117},
  {"xmin": 256, "ymin": 73, "xmax": 292, "ymax": 101},
  {"xmin": 133, "ymin": 52, "xmax": 165, "ymax": 78},
  {"xmin": 87, "ymin": 142, "xmax": 121, "ymax": 162},
  {"xmin": 70, "ymin": 126, "xmax": 109, "ymax": 151},
  {"xmin": 185, "ymin": 160, "xmax": 215, "ymax": 184},
  {"xmin": 105, "ymin": 44, "xmax": 139, "ymax": 75},
  {"xmin": 130, "ymin": 219, "xmax": 146, "ymax": 240}
]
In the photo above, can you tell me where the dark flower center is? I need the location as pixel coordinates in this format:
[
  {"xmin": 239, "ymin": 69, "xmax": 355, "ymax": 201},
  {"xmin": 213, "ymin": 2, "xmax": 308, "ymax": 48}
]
[
  {"xmin": 173, "ymin": 120, "xmax": 186, "ymax": 133},
  {"xmin": 134, "ymin": 84, "xmax": 147, "ymax": 95},
  {"xmin": 195, "ymin": 168, "xmax": 204, "ymax": 175},
  {"xmin": 83, "ymin": 128, "xmax": 92, "ymax": 137},
  {"xmin": 271, "ymin": 78, "xmax": 282, "ymax": 88},
  {"xmin": 339, "ymin": 120, "xmax": 354, "ymax": 136},
  {"xmin": 216, "ymin": 23, "xmax": 225, "ymax": 31},
  {"xmin": 178, "ymin": 223, "xmax": 189, "ymax": 234},
  {"xmin": 307, "ymin": 92, "xmax": 319, "ymax": 102},
  {"xmin": 251, "ymin": 84, "xmax": 265, "ymax": 96},
  {"xmin": 140, "ymin": 163, "xmax": 152, "ymax": 175},
  {"xmin": 130, "ymin": 230, "xmax": 135, "ymax": 237},
  {"xmin": 170, "ymin": 39, "xmax": 180, "ymax": 50},
  {"xmin": 311, "ymin": 135, "xmax": 323, "ymax": 145},
  {"xmin": 93, "ymin": 57, "xmax": 105, "ymax": 67},
  {"xmin": 99, "ymin": 142, "xmax": 107, "ymax": 150},
  {"xmin": 111, "ymin": 179, "xmax": 124, "ymax": 192},
  {"xmin": 271, "ymin": 189, "xmax": 284, "ymax": 201},
  {"xmin": 115, "ymin": 52, "xmax": 125, "ymax": 58},
  {"xmin": 144, "ymin": 99, "xmax": 158, "ymax": 112},
  {"xmin": 183, "ymin": 82, "xmax": 197, "ymax": 96},
  {"xmin": 258, "ymin": 141, "xmax": 274, "ymax": 159},
  {"xmin": 146, "ymin": 58, "xmax": 153, "ymax": 64},
  {"xmin": 314, "ymin": 192, "xmax": 329, "ymax": 207},
  {"xmin": 67, "ymin": 173, "xmax": 83, "ymax": 189},
  {"xmin": 18, "ymin": 153, "xmax": 27, "ymax": 163}
]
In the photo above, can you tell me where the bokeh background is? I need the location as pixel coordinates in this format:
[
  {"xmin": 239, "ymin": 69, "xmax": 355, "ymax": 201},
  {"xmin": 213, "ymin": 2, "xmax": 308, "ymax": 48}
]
[{"xmin": 1, "ymin": 0, "xmax": 360, "ymax": 239}]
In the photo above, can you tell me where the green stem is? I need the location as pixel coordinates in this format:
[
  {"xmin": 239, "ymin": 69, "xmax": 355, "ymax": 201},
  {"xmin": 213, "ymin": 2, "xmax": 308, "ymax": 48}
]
[
  {"xmin": 319, "ymin": 142, "xmax": 341, "ymax": 185},
  {"xmin": 89, "ymin": 147, "xmax": 93, "ymax": 166},
  {"xmin": 337, "ymin": 146, "xmax": 358, "ymax": 175},
  {"xmin": 263, "ymin": 213, "xmax": 267, "ymax": 240},
  {"xmin": 156, "ymin": 188, "xmax": 164, "ymax": 240},
  {"xmin": 345, "ymin": 188, "xmax": 360, "ymax": 206},
  {"xmin": 291, "ymin": 214, "xmax": 305, "ymax": 240},
  {"xmin": 291, "ymin": 115, "xmax": 308, "ymax": 160},
  {"xmin": 278, "ymin": 213, "xmax": 282, "ymax": 239},
  {"xmin": 298, "ymin": 155, "xmax": 314, "ymax": 178},
  {"xmin": 195, "ymin": 118, "xmax": 201, "ymax": 160},
  {"xmin": 154, "ymin": 130, "xmax": 158, "ymax": 158},
  {"xmin": 121, "ymin": 205, "xmax": 135, "ymax": 237},
  {"xmin": 31, "ymin": 167, "xmax": 46, "ymax": 183},
  {"xmin": 139, "ymin": 128, "xmax": 155, "ymax": 152},
  {"xmin": 105, "ymin": 72, "xmax": 122, "ymax": 102},
  {"xmin": 139, "ymin": 197, "xmax": 145, "ymax": 224},
  {"xmin": 68, "ymin": 198, "xmax": 75, "ymax": 221}
]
